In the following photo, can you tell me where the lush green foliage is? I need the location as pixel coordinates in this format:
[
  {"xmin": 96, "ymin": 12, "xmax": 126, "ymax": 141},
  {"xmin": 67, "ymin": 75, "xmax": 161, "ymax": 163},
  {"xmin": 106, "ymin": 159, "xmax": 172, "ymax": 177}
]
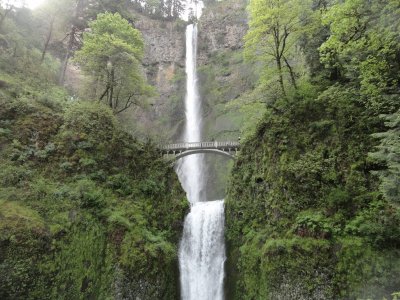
[
  {"xmin": 0, "ymin": 62, "xmax": 187, "ymax": 299},
  {"xmin": 370, "ymin": 111, "xmax": 400, "ymax": 205},
  {"xmin": 74, "ymin": 12, "xmax": 153, "ymax": 113},
  {"xmin": 226, "ymin": 0, "xmax": 400, "ymax": 299}
]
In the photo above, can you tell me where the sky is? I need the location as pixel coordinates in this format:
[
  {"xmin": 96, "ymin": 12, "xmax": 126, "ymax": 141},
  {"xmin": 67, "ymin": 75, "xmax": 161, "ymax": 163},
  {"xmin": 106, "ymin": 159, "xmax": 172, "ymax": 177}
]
[
  {"xmin": 1, "ymin": 0, "xmax": 46, "ymax": 9},
  {"xmin": 26, "ymin": 0, "xmax": 45, "ymax": 9}
]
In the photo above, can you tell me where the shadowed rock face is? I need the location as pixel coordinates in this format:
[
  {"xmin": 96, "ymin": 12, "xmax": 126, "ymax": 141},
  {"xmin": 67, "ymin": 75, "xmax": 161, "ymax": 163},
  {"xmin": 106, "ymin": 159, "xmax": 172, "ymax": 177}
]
[
  {"xmin": 135, "ymin": 17, "xmax": 185, "ymax": 67},
  {"xmin": 118, "ymin": 0, "xmax": 248, "ymax": 141},
  {"xmin": 136, "ymin": 0, "xmax": 248, "ymax": 69},
  {"xmin": 198, "ymin": 0, "xmax": 248, "ymax": 65},
  {"xmin": 123, "ymin": 15, "xmax": 187, "ymax": 140},
  {"xmin": 135, "ymin": 14, "xmax": 186, "ymax": 102}
]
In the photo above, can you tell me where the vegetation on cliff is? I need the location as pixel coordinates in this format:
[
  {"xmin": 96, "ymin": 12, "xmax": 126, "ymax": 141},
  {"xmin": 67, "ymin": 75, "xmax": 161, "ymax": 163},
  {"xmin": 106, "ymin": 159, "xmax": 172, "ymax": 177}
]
[
  {"xmin": 226, "ymin": 0, "xmax": 400, "ymax": 299},
  {"xmin": 0, "ymin": 2, "xmax": 187, "ymax": 299},
  {"xmin": 1, "ymin": 0, "xmax": 400, "ymax": 299}
]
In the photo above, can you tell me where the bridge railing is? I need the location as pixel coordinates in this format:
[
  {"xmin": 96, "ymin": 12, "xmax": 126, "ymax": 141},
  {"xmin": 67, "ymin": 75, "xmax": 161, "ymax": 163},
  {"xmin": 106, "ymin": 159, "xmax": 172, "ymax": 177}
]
[{"xmin": 162, "ymin": 141, "xmax": 240, "ymax": 151}]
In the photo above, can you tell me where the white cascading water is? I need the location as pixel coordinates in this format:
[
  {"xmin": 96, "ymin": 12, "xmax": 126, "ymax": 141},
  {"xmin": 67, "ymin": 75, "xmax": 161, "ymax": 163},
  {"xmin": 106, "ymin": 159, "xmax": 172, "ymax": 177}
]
[
  {"xmin": 177, "ymin": 24, "xmax": 204, "ymax": 204},
  {"xmin": 177, "ymin": 5, "xmax": 226, "ymax": 300},
  {"xmin": 179, "ymin": 200, "xmax": 226, "ymax": 300}
]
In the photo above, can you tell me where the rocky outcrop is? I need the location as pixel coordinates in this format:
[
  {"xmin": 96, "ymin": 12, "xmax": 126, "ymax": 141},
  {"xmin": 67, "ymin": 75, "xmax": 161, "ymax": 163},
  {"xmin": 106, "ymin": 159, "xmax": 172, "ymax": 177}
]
[
  {"xmin": 134, "ymin": 14, "xmax": 186, "ymax": 101},
  {"xmin": 198, "ymin": 0, "xmax": 248, "ymax": 65},
  {"xmin": 119, "ymin": 15, "xmax": 187, "ymax": 140},
  {"xmin": 135, "ymin": 17, "xmax": 185, "ymax": 66}
]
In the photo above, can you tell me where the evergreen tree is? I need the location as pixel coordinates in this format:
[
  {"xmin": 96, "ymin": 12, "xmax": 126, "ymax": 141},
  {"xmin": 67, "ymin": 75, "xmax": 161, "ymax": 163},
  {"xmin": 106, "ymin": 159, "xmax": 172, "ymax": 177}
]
[
  {"xmin": 370, "ymin": 110, "xmax": 400, "ymax": 205},
  {"xmin": 131, "ymin": 0, "xmax": 184, "ymax": 20}
]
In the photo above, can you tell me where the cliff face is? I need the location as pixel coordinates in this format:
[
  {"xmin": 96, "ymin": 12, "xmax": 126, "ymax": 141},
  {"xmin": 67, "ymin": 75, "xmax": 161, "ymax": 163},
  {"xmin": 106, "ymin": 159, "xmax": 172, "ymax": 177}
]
[
  {"xmin": 138, "ymin": 19, "xmax": 185, "ymax": 67},
  {"xmin": 136, "ymin": 14, "xmax": 186, "ymax": 111},
  {"xmin": 198, "ymin": 0, "xmax": 247, "ymax": 64},
  {"xmin": 119, "ymin": 0, "xmax": 251, "ymax": 145},
  {"xmin": 118, "ymin": 15, "xmax": 187, "ymax": 140},
  {"xmin": 197, "ymin": 0, "xmax": 250, "ymax": 139},
  {"xmin": 197, "ymin": 0, "xmax": 253, "ymax": 200}
]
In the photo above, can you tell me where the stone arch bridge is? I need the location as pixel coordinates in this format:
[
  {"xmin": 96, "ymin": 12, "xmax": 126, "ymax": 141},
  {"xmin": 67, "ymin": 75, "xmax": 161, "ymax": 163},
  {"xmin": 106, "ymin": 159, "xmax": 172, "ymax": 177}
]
[{"xmin": 162, "ymin": 141, "xmax": 240, "ymax": 160}]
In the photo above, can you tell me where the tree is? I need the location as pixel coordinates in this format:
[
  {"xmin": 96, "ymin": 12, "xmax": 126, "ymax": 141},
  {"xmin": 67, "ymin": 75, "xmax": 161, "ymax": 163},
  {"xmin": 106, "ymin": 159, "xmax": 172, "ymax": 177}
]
[
  {"xmin": 164, "ymin": 0, "xmax": 184, "ymax": 19},
  {"xmin": 59, "ymin": 0, "xmax": 89, "ymax": 84},
  {"xmin": 34, "ymin": 0, "xmax": 74, "ymax": 64},
  {"xmin": 370, "ymin": 110, "xmax": 400, "ymax": 205},
  {"xmin": 74, "ymin": 12, "xmax": 153, "ymax": 113},
  {"xmin": 320, "ymin": 0, "xmax": 400, "ymax": 201},
  {"xmin": 130, "ymin": 0, "xmax": 184, "ymax": 20},
  {"xmin": 0, "ymin": 0, "xmax": 16, "ymax": 30},
  {"xmin": 319, "ymin": 0, "xmax": 400, "ymax": 111},
  {"xmin": 244, "ymin": 0, "xmax": 314, "ymax": 95}
]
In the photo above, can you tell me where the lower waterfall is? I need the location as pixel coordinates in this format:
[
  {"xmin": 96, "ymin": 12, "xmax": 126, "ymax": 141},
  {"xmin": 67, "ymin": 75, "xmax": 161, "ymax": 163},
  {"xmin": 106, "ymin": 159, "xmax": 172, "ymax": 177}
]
[{"xmin": 179, "ymin": 200, "xmax": 226, "ymax": 300}]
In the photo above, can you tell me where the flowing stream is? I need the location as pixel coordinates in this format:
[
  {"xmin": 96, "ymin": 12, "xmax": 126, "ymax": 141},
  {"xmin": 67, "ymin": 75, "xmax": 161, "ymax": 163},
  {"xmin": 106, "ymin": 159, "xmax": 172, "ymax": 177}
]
[{"xmin": 177, "ymin": 13, "xmax": 226, "ymax": 300}]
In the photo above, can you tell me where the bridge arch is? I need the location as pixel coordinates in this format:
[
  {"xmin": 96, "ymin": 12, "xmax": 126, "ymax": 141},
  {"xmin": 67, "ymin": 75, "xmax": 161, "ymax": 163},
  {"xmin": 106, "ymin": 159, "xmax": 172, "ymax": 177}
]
[
  {"xmin": 174, "ymin": 149, "xmax": 235, "ymax": 161},
  {"xmin": 162, "ymin": 141, "xmax": 240, "ymax": 162}
]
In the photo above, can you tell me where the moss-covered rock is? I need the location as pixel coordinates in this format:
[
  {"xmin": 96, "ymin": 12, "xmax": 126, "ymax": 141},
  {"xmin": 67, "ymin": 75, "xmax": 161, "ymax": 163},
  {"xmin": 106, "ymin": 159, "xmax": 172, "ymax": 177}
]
[
  {"xmin": 225, "ymin": 85, "xmax": 400, "ymax": 299},
  {"xmin": 0, "ymin": 80, "xmax": 188, "ymax": 299}
]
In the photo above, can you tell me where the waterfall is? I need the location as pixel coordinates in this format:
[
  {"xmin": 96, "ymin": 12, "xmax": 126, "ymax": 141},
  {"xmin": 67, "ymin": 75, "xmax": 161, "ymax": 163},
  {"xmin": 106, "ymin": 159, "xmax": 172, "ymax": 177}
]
[
  {"xmin": 177, "ymin": 24, "xmax": 204, "ymax": 204},
  {"xmin": 177, "ymin": 12, "xmax": 226, "ymax": 300},
  {"xmin": 179, "ymin": 200, "xmax": 226, "ymax": 300}
]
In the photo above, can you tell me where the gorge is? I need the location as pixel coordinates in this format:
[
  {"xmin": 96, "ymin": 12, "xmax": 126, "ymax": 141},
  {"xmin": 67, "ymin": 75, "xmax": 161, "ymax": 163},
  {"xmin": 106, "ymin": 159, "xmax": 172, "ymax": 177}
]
[{"xmin": 0, "ymin": 0, "xmax": 399, "ymax": 299}]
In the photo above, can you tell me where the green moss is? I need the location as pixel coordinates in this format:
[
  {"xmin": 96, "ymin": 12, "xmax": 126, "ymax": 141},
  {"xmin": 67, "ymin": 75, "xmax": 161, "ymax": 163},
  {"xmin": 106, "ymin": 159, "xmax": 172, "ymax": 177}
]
[
  {"xmin": 0, "ymin": 200, "xmax": 45, "ymax": 233},
  {"xmin": 225, "ymin": 84, "xmax": 400, "ymax": 299},
  {"xmin": 49, "ymin": 224, "xmax": 113, "ymax": 300},
  {"xmin": 0, "ymin": 74, "xmax": 187, "ymax": 298}
]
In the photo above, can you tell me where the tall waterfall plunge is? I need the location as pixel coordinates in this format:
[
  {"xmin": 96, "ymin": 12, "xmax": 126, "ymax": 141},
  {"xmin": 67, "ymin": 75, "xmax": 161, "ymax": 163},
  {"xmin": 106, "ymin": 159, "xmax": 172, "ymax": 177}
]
[
  {"xmin": 177, "ymin": 24, "xmax": 204, "ymax": 205},
  {"xmin": 177, "ymin": 23, "xmax": 226, "ymax": 300}
]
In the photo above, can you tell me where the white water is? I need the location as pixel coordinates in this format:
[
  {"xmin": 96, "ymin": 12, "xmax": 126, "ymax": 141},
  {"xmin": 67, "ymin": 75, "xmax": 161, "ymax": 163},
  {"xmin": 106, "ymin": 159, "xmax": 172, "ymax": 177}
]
[
  {"xmin": 177, "ymin": 13, "xmax": 226, "ymax": 300},
  {"xmin": 179, "ymin": 200, "xmax": 226, "ymax": 300},
  {"xmin": 177, "ymin": 24, "xmax": 204, "ymax": 204}
]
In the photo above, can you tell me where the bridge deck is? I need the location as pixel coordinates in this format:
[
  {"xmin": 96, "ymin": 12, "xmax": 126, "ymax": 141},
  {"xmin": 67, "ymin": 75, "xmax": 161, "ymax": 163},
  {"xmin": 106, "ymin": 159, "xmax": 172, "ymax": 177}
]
[{"xmin": 162, "ymin": 141, "xmax": 240, "ymax": 152}]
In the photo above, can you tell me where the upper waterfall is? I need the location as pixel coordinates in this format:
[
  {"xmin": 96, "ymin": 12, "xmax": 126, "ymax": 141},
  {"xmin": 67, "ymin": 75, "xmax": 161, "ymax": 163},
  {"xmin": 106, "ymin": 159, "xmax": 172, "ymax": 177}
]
[
  {"xmin": 177, "ymin": 23, "xmax": 204, "ymax": 204},
  {"xmin": 182, "ymin": 0, "xmax": 204, "ymax": 21}
]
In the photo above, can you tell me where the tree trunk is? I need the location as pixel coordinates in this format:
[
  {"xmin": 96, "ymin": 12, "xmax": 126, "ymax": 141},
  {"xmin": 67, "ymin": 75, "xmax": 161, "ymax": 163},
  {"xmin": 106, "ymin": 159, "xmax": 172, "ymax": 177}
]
[
  {"xmin": 276, "ymin": 57, "xmax": 286, "ymax": 96},
  {"xmin": 41, "ymin": 16, "xmax": 55, "ymax": 64},
  {"xmin": 59, "ymin": 0, "xmax": 87, "ymax": 84},
  {"xmin": 59, "ymin": 26, "xmax": 76, "ymax": 85},
  {"xmin": 283, "ymin": 56, "xmax": 297, "ymax": 89},
  {"xmin": 273, "ymin": 25, "xmax": 286, "ymax": 96},
  {"xmin": 0, "ymin": 6, "xmax": 12, "ymax": 31},
  {"xmin": 108, "ymin": 67, "xmax": 115, "ymax": 109},
  {"xmin": 99, "ymin": 84, "xmax": 110, "ymax": 101}
]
